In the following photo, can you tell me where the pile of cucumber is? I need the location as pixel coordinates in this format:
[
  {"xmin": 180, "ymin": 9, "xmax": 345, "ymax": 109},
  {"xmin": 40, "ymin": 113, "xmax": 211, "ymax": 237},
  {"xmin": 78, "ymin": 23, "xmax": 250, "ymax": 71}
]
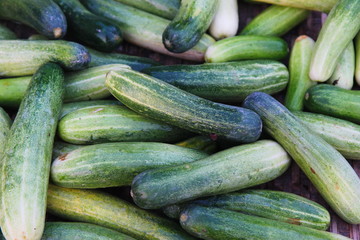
[{"xmin": 0, "ymin": 0, "xmax": 360, "ymax": 239}]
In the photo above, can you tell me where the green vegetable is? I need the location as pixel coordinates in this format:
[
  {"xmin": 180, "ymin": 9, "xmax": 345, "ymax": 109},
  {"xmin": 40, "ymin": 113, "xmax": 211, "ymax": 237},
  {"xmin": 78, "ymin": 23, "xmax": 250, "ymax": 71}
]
[
  {"xmin": 0, "ymin": 76, "xmax": 30, "ymax": 108},
  {"xmin": 0, "ymin": 107, "xmax": 11, "ymax": 161},
  {"xmin": 0, "ymin": 24, "xmax": 16, "ymax": 39},
  {"xmin": 52, "ymin": 141, "xmax": 84, "ymax": 160},
  {"xmin": 355, "ymin": 32, "xmax": 360, "ymax": 86},
  {"xmin": 175, "ymin": 136, "xmax": 217, "ymax": 154}
]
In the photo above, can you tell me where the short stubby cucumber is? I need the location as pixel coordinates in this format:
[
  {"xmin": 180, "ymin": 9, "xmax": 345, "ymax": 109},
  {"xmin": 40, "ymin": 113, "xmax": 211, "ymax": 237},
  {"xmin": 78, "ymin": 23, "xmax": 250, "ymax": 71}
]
[
  {"xmin": 131, "ymin": 140, "xmax": 290, "ymax": 209},
  {"xmin": 209, "ymin": 0, "xmax": 238, "ymax": 40},
  {"xmin": 106, "ymin": 69, "xmax": 262, "ymax": 143},
  {"xmin": 0, "ymin": 24, "xmax": 16, "ymax": 40},
  {"xmin": 175, "ymin": 136, "xmax": 217, "ymax": 154},
  {"xmin": 0, "ymin": 107, "xmax": 11, "ymax": 161}
]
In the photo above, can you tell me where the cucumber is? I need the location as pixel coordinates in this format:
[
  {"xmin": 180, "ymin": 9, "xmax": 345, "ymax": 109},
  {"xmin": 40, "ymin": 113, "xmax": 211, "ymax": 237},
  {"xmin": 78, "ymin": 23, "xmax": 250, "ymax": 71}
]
[
  {"xmin": 47, "ymin": 185, "xmax": 196, "ymax": 240},
  {"xmin": 106, "ymin": 69, "xmax": 262, "ymax": 143},
  {"xmin": 209, "ymin": 0, "xmax": 239, "ymax": 40},
  {"xmin": 81, "ymin": 0, "xmax": 215, "ymax": 62},
  {"xmin": 142, "ymin": 60, "xmax": 289, "ymax": 103},
  {"xmin": 0, "ymin": 40, "xmax": 90, "ymax": 77},
  {"xmin": 327, "ymin": 42, "xmax": 355, "ymax": 89},
  {"xmin": 293, "ymin": 111, "xmax": 360, "ymax": 160},
  {"xmin": 163, "ymin": 0, "xmax": 218, "ymax": 53},
  {"xmin": 51, "ymin": 142, "xmax": 208, "ymax": 188},
  {"xmin": 58, "ymin": 105, "xmax": 191, "ymax": 144},
  {"xmin": 54, "ymin": 0, "xmax": 123, "ymax": 52},
  {"xmin": 113, "ymin": 0, "xmax": 180, "ymax": 19},
  {"xmin": 243, "ymin": 92, "xmax": 360, "ymax": 224},
  {"xmin": 164, "ymin": 190, "xmax": 330, "ymax": 230},
  {"xmin": 131, "ymin": 140, "xmax": 291, "ymax": 209},
  {"xmin": 355, "ymin": 32, "xmax": 360, "ymax": 86},
  {"xmin": 0, "ymin": 76, "xmax": 30, "ymax": 108},
  {"xmin": 284, "ymin": 35, "xmax": 316, "ymax": 111},
  {"xmin": 240, "ymin": 5, "xmax": 309, "ymax": 37},
  {"xmin": 61, "ymin": 100, "xmax": 123, "ymax": 119},
  {"xmin": 309, "ymin": 0, "xmax": 360, "ymax": 82},
  {"xmin": 0, "ymin": 107, "xmax": 11, "ymax": 161},
  {"xmin": 205, "ymin": 36, "xmax": 289, "ymax": 63},
  {"xmin": 0, "ymin": 0, "xmax": 67, "ymax": 39},
  {"xmin": 0, "ymin": 24, "xmax": 16, "ymax": 39},
  {"xmin": 52, "ymin": 141, "xmax": 84, "ymax": 160},
  {"xmin": 175, "ymin": 136, "xmax": 217, "ymax": 154},
  {"xmin": 179, "ymin": 205, "xmax": 350, "ymax": 240},
  {"xmin": 304, "ymin": 84, "xmax": 360, "ymax": 124},
  {"xmin": 0, "ymin": 63, "xmax": 64, "ymax": 240}
]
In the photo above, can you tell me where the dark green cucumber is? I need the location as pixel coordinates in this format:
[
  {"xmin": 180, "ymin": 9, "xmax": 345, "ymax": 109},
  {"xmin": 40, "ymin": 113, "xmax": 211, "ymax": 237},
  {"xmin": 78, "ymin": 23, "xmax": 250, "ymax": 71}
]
[
  {"xmin": 205, "ymin": 36, "xmax": 289, "ymax": 63},
  {"xmin": 243, "ymin": 92, "xmax": 360, "ymax": 224},
  {"xmin": 51, "ymin": 142, "xmax": 208, "ymax": 188},
  {"xmin": 0, "ymin": 107, "xmax": 11, "ymax": 161},
  {"xmin": 304, "ymin": 84, "xmax": 360, "ymax": 124},
  {"xmin": 0, "ymin": 40, "xmax": 90, "ymax": 77},
  {"xmin": 142, "ymin": 60, "xmax": 289, "ymax": 103},
  {"xmin": 54, "ymin": 0, "xmax": 122, "ymax": 52},
  {"xmin": 162, "ymin": 0, "xmax": 218, "ymax": 53},
  {"xmin": 106, "ymin": 69, "xmax": 262, "ymax": 143},
  {"xmin": 241, "ymin": 5, "xmax": 309, "ymax": 36},
  {"xmin": 179, "ymin": 205, "xmax": 350, "ymax": 240},
  {"xmin": 52, "ymin": 141, "xmax": 84, "ymax": 160},
  {"xmin": 0, "ymin": 0, "xmax": 66, "ymax": 39},
  {"xmin": 0, "ymin": 24, "xmax": 16, "ymax": 39},
  {"xmin": 47, "ymin": 185, "xmax": 196, "ymax": 240},
  {"xmin": 58, "ymin": 105, "xmax": 191, "ymax": 144},
  {"xmin": 1, "ymin": 63, "xmax": 64, "ymax": 240},
  {"xmin": 293, "ymin": 111, "xmax": 360, "ymax": 160},
  {"xmin": 131, "ymin": 140, "xmax": 290, "ymax": 209},
  {"xmin": 175, "ymin": 136, "xmax": 217, "ymax": 154}
]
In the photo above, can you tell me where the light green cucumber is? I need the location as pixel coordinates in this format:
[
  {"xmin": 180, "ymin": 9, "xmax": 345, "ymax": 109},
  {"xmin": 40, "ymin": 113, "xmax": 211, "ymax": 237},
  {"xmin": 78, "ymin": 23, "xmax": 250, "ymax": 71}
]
[
  {"xmin": 47, "ymin": 185, "xmax": 196, "ymax": 240},
  {"xmin": 0, "ymin": 24, "xmax": 16, "ymax": 39},
  {"xmin": 355, "ymin": 32, "xmax": 360, "ymax": 86},
  {"xmin": 52, "ymin": 141, "xmax": 84, "ymax": 160},
  {"xmin": 284, "ymin": 35, "xmax": 316, "ymax": 111},
  {"xmin": 1, "ymin": 63, "xmax": 64, "ymax": 240},
  {"xmin": 175, "ymin": 136, "xmax": 217, "ymax": 154},
  {"xmin": 0, "ymin": 107, "xmax": 11, "ymax": 161},
  {"xmin": 245, "ymin": 0, "xmax": 337, "ymax": 12}
]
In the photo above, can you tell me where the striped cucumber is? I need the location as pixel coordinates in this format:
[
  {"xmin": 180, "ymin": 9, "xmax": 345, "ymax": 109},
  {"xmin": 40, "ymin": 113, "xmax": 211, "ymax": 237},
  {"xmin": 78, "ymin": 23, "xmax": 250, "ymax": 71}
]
[
  {"xmin": 51, "ymin": 142, "xmax": 208, "ymax": 188},
  {"xmin": 0, "ymin": 107, "xmax": 11, "ymax": 161},
  {"xmin": 304, "ymin": 84, "xmax": 360, "ymax": 124},
  {"xmin": 284, "ymin": 35, "xmax": 316, "ymax": 111},
  {"xmin": 106, "ymin": 69, "xmax": 262, "ymax": 143},
  {"xmin": 180, "ymin": 205, "xmax": 350, "ymax": 240},
  {"xmin": 243, "ymin": 92, "xmax": 360, "ymax": 224},
  {"xmin": 58, "ymin": 105, "xmax": 191, "ymax": 144},
  {"xmin": 355, "ymin": 32, "xmax": 360, "ymax": 86},
  {"xmin": 52, "ymin": 141, "xmax": 84, "ymax": 160},
  {"xmin": 142, "ymin": 60, "xmax": 289, "ymax": 103},
  {"xmin": 205, "ymin": 36, "xmax": 288, "ymax": 63},
  {"xmin": 81, "ymin": 0, "xmax": 215, "ymax": 62},
  {"xmin": 241, "ymin": 5, "xmax": 309, "ymax": 37},
  {"xmin": 0, "ymin": 63, "xmax": 64, "ymax": 240},
  {"xmin": 309, "ymin": 0, "xmax": 360, "ymax": 82},
  {"xmin": 47, "ymin": 185, "xmax": 196, "ymax": 240},
  {"xmin": 0, "ymin": 24, "xmax": 16, "ymax": 39},
  {"xmin": 163, "ymin": 0, "xmax": 218, "ymax": 53},
  {"xmin": 209, "ymin": 0, "xmax": 238, "ymax": 40},
  {"xmin": 175, "ymin": 136, "xmax": 217, "ymax": 154},
  {"xmin": 131, "ymin": 140, "xmax": 290, "ymax": 209},
  {"xmin": 61, "ymin": 100, "xmax": 123, "ymax": 119}
]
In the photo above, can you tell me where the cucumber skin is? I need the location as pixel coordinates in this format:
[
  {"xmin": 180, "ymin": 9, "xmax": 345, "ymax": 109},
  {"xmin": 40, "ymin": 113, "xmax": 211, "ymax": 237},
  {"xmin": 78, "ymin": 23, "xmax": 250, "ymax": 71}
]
[
  {"xmin": 106, "ymin": 69, "xmax": 262, "ymax": 143},
  {"xmin": 179, "ymin": 206, "xmax": 350, "ymax": 240},
  {"xmin": 0, "ymin": 107, "xmax": 11, "ymax": 161},
  {"xmin": 131, "ymin": 140, "xmax": 290, "ymax": 209},
  {"xmin": 293, "ymin": 111, "xmax": 360, "ymax": 160},
  {"xmin": 0, "ymin": 24, "xmax": 16, "ymax": 40},
  {"xmin": 163, "ymin": 0, "xmax": 218, "ymax": 53},
  {"xmin": 243, "ymin": 92, "xmax": 360, "ymax": 224},
  {"xmin": 142, "ymin": 60, "xmax": 289, "ymax": 103},
  {"xmin": 241, "ymin": 5, "xmax": 309, "ymax": 37},
  {"xmin": 205, "ymin": 36, "xmax": 289, "ymax": 63},
  {"xmin": 304, "ymin": 84, "xmax": 360, "ymax": 124},
  {"xmin": 0, "ymin": 63, "xmax": 64, "ymax": 240},
  {"xmin": 47, "ymin": 185, "xmax": 196, "ymax": 240},
  {"xmin": 175, "ymin": 136, "xmax": 217, "ymax": 154}
]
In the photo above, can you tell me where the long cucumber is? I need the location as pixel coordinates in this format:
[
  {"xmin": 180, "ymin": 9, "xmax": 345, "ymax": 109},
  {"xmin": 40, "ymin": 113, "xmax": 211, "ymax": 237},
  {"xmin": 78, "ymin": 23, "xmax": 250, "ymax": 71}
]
[{"xmin": 209, "ymin": 0, "xmax": 238, "ymax": 40}]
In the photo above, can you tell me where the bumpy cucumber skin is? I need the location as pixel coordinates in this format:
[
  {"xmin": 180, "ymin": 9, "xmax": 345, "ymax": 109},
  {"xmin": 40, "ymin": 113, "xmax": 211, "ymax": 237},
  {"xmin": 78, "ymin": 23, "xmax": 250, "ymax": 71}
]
[
  {"xmin": 205, "ymin": 36, "xmax": 289, "ymax": 63},
  {"xmin": 304, "ymin": 84, "xmax": 360, "ymax": 124},
  {"xmin": 0, "ymin": 24, "xmax": 16, "ymax": 40},
  {"xmin": 243, "ymin": 92, "xmax": 360, "ymax": 224},
  {"xmin": 163, "ymin": 0, "xmax": 218, "ymax": 53},
  {"xmin": 143, "ymin": 60, "xmax": 289, "ymax": 103},
  {"xmin": 106, "ymin": 69, "xmax": 262, "ymax": 143},
  {"xmin": 47, "ymin": 185, "xmax": 196, "ymax": 240},
  {"xmin": 0, "ymin": 0, "xmax": 67, "ymax": 39},
  {"xmin": 241, "ymin": 5, "xmax": 309, "ymax": 37},
  {"xmin": 175, "ymin": 136, "xmax": 217, "ymax": 154},
  {"xmin": 1, "ymin": 63, "xmax": 64, "ymax": 240},
  {"xmin": 179, "ymin": 206, "xmax": 350, "ymax": 240},
  {"xmin": 0, "ymin": 107, "xmax": 11, "ymax": 161},
  {"xmin": 0, "ymin": 40, "xmax": 90, "ymax": 77},
  {"xmin": 131, "ymin": 140, "xmax": 290, "ymax": 209}
]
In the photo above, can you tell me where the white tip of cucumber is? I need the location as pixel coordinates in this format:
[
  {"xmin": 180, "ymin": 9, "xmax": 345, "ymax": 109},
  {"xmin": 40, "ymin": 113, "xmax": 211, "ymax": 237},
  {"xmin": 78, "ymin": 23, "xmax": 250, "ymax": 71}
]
[{"xmin": 309, "ymin": 67, "xmax": 330, "ymax": 82}]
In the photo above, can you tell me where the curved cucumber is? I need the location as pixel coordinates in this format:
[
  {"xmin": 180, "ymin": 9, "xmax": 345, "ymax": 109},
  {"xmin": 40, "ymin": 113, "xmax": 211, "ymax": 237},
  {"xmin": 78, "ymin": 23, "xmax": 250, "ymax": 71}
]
[
  {"xmin": 106, "ymin": 69, "xmax": 262, "ymax": 143},
  {"xmin": 180, "ymin": 206, "xmax": 350, "ymax": 240},
  {"xmin": 209, "ymin": 0, "xmax": 238, "ymax": 40},
  {"xmin": 0, "ymin": 107, "xmax": 11, "ymax": 161},
  {"xmin": 51, "ymin": 142, "xmax": 208, "ymax": 188},
  {"xmin": 0, "ymin": 24, "xmax": 16, "ymax": 40},
  {"xmin": 131, "ymin": 140, "xmax": 290, "ymax": 209},
  {"xmin": 304, "ymin": 84, "xmax": 360, "ymax": 124},
  {"xmin": 243, "ymin": 92, "xmax": 360, "ymax": 224},
  {"xmin": 241, "ymin": 5, "xmax": 309, "ymax": 37},
  {"xmin": 61, "ymin": 100, "xmax": 123, "ymax": 119},
  {"xmin": 142, "ymin": 60, "xmax": 288, "ymax": 103},
  {"xmin": 175, "ymin": 136, "xmax": 217, "ymax": 154},
  {"xmin": 0, "ymin": 63, "xmax": 64, "ymax": 240},
  {"xmin": 205, "ymin": 36, "xmax": 289, "ymax": 63},
  {"xmin": 47, "ymin": 185, "xmax": 196, "ymax": 240},
  {"xmin": 0, "ymin": 40, "xmax": 90, "ymax": 77}
]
